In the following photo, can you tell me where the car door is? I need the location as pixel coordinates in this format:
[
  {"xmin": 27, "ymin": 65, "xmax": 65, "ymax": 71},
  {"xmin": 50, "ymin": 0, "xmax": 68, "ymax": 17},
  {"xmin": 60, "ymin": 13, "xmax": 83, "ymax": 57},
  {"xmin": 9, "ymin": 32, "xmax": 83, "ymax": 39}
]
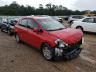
[
  {"xmin": 18, "ymin": 19, "xmax": 28, "ymax": 42},
  {"xmin": 27, "ymin": 18, "xmax": 43, "ymax": 48},
  {"xmin": 93, "ymin": 18, "xmax": 96, "ymax": 32},
  {"xmin": 81, "ymin": 18, "xmax": 95, "ymax": 32}
]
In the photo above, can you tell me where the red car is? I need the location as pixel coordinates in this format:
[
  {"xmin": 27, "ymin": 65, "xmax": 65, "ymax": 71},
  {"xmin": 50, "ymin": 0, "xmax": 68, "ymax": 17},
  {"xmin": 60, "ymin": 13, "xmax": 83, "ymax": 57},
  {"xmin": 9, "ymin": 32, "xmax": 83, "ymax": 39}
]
[{"xmin": 15, "ymin": 16, "xmax": 83, "ymax": 61}]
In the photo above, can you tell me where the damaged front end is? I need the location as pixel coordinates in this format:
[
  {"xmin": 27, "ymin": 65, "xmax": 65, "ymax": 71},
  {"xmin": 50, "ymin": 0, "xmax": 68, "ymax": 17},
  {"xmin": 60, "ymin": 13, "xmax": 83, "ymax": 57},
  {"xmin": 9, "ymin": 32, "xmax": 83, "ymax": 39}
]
[
  {"xmin": 63, "ymin": 44, "xmax": 82, "ymax": 59},
  {"xmin": 54, "ymin": 38, "xmax": 83, "ymax": 60}
]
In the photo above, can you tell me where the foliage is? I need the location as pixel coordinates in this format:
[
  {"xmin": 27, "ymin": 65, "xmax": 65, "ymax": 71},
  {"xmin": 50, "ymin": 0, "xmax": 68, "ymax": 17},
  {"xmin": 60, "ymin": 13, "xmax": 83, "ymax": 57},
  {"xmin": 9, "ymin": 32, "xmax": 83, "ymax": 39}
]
[{"xmin": 0, "ymin": 2, "xmax": 95, "ymax": 16}]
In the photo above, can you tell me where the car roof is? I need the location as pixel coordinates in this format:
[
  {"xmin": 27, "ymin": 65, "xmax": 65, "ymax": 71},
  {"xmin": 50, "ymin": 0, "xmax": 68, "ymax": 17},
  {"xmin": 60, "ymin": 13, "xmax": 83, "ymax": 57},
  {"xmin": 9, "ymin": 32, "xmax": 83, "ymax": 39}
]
[{"xmin": 22, "ymin": 16, "xmax": 51, "ymax": 19}]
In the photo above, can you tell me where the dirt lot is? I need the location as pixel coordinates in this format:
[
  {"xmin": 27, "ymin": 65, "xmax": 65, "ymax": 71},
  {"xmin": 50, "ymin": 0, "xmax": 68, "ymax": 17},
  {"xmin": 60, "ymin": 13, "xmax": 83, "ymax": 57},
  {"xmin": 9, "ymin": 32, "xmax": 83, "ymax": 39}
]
[{"xmin": 0, "ymin": 24, "xmax": 96, "ymax": 72}]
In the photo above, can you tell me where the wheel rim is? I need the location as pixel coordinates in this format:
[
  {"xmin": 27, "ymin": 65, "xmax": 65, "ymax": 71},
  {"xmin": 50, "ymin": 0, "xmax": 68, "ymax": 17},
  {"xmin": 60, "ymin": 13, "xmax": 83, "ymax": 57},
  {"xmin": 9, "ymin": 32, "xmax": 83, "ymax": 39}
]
[
  {"xmin": 42, "ymin": 47, "xmax": 52, "ymax": 60},
  {"xmin": 16, "ymin": 34, "xmax": 20, "ymax": 42}
]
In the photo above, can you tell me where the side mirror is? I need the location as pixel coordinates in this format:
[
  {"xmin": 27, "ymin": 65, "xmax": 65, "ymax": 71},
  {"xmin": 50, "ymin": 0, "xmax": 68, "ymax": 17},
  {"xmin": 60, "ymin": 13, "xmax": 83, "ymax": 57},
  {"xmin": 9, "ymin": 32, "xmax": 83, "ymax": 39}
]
[
  {"xmin": 38, "ymin": 29, "xmax": 43, "ymax": 33},
  {"xmin": 33, "ymin": 28, "xmax": 38, "ymax": 33},
  {"xmin": 33, "ymin": 28, "xmax": 43, "ymax": 33}
]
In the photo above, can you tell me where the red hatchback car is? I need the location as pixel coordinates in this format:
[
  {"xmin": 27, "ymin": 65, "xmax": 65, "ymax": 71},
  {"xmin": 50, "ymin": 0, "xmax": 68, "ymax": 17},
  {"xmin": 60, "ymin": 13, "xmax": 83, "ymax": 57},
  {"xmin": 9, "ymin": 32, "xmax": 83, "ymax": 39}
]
[{"xmin": 15, "ymin": 16, "xmax": 83, "ymax": 61}]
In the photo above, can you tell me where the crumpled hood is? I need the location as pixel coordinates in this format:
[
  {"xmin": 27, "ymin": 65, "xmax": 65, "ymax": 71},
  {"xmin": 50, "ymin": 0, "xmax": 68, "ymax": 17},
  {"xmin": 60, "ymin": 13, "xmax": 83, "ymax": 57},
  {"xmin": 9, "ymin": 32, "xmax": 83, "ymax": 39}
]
[{"xmin": 49, "ymin": 28, "xmax": 83, "ymax": 44}]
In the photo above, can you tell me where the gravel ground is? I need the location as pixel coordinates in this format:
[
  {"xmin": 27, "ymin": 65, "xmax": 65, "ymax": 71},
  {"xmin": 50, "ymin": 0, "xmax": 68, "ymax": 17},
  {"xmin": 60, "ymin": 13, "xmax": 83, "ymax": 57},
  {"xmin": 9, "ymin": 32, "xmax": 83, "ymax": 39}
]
[{"xmin": 0, "ymin": 23, "xmax": 96, "ymax": 72}]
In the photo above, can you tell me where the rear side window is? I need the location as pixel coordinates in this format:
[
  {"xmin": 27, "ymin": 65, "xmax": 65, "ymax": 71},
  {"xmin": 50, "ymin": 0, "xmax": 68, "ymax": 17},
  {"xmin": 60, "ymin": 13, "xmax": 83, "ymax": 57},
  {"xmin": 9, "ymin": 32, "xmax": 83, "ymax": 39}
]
[
  {"xmin": 20, "ymin": 19, "xmax": 27, "ymax": 27},
  {"xmin": 82, "ymin": 18, "xmax": 94, "ymax": 23},
  {"xmin": 27, "ymin": 19, "xmax": 33, "ymax": 28}
]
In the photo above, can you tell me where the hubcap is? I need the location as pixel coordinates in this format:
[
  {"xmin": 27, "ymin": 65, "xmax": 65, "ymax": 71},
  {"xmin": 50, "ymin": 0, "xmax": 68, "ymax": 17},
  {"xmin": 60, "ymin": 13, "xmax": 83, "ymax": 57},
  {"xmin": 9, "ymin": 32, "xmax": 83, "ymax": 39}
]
[{"xmin": 43, "ymin": 47, "xmax": 52, "ymax": 60}]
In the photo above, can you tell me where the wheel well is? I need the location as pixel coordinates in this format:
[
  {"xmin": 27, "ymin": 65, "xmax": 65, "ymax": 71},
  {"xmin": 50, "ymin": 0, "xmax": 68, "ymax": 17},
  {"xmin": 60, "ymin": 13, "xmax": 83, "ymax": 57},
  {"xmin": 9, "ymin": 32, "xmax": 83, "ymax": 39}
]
[
  {"xmin": 40, "ymin": 42, "xmax": 52, "ymax": 52},
  {"xmin": 40, "ymin": 42, "xmax": 47, "ymax": 51},
  {"xmin": 76, "ymin": 26, "xmax": 83, "ymax": 31},
  {"xmin": 70, "ymin": 20, "xmax": 73, "ymax": 23},
  {"xmin": 76, "ymin": 26, "xmax": 83, "ymax": 29}
]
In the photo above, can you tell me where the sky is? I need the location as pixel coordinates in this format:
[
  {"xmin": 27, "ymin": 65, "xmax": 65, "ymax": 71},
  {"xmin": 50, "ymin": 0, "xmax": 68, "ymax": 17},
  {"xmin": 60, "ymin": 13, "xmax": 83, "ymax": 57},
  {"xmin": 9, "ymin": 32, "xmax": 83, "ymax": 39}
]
[{"xmin": 0, "ymin": 0, "xmax": 95, "ymax": 11}]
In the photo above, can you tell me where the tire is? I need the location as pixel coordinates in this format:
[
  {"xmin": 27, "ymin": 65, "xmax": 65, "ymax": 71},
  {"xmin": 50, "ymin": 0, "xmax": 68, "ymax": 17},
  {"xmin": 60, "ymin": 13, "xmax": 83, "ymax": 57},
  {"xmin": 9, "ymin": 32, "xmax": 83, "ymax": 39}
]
[
  {"xmin": 41, "ymin": 43, "xmax": 54, "ymax": 61},
  {"xmin": 76, "ymin": 27, "xmax": 83, "ymax": 32},
  {"xmin": 15, "ymin": 34, "xmax": 21, "ymax": 43}
]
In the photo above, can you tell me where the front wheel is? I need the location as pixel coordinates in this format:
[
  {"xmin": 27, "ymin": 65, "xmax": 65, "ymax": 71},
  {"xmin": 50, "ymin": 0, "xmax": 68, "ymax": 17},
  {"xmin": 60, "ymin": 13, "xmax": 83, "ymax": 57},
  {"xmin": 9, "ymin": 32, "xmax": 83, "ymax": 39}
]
[{"xmin": 41, "ymin": 43, "xmax": 54, "ymax": 61}]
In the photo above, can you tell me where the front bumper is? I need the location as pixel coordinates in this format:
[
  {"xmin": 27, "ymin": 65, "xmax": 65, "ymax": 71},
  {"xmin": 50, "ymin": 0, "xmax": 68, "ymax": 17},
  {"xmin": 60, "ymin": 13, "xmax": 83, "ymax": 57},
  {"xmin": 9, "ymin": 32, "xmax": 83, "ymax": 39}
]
[{"xmin": 54, "ymin": 45, "xmax": 82, "ymax": 59}]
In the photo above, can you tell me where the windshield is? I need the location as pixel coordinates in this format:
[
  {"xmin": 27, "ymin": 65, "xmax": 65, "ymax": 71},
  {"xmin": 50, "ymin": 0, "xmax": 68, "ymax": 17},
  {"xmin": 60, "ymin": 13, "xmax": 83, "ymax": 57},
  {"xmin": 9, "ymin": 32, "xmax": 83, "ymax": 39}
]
[{"xmin": 36, "ymin": 18, "xmax": 65, "ymax": 31}]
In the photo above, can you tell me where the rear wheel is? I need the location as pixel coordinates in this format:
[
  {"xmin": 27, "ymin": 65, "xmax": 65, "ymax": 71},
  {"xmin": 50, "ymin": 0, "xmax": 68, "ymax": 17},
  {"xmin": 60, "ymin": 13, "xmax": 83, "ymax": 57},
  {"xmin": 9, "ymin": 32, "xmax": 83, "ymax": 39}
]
[
  {"xmin": 15, "ymin": 34, "xmax": 21, "ymax": 43},
  {"xmin": 41, "ymin": 43, "xmax": 54, "ymax": 61}
]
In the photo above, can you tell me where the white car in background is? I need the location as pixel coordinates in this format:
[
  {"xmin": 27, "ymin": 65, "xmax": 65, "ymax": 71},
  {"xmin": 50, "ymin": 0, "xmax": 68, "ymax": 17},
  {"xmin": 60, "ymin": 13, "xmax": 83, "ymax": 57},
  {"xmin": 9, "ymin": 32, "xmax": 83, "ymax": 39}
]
[
  {"xmin": 71, "ymin": 17, "xmax": 96, "ymax": 33},
  {"xmin": 68, "ymin": 15, "xmax": 87, "ymax": 24}
]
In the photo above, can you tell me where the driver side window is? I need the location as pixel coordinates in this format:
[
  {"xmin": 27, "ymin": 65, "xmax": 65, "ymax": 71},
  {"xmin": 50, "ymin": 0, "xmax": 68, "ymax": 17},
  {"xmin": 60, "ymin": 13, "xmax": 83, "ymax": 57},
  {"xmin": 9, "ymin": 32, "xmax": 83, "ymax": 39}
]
[
  {"xmin": 27, "ymin": 19, "xmax": 38, "ymax": 29},
  {"xmin": 27, "ymin": 19, "xmax": 33, "ymax": 29}
]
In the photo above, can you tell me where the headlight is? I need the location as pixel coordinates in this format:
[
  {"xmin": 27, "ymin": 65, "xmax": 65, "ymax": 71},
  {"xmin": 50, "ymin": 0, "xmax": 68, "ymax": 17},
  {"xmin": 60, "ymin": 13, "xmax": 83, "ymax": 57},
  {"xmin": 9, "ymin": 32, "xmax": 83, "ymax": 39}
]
[
  {"xmin": 55, "ymin": 39, "xmax": 64, "ymax": 44},
  {"xmin": 55, "ymin": 39, "xmax": 68, "ymax": 48}
]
